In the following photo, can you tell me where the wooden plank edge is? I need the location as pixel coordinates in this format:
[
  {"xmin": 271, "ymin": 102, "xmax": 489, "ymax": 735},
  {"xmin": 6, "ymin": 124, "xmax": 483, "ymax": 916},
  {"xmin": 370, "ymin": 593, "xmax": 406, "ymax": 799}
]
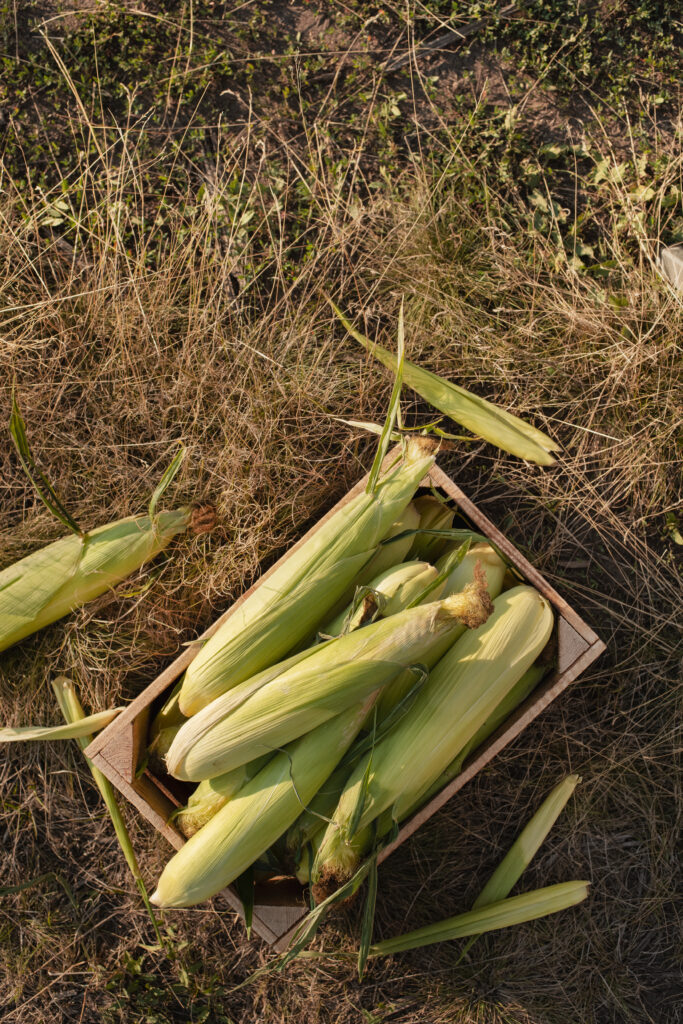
[{"xmin": 88, "ymin": 751, "xmax": 283, "ymax": 945}]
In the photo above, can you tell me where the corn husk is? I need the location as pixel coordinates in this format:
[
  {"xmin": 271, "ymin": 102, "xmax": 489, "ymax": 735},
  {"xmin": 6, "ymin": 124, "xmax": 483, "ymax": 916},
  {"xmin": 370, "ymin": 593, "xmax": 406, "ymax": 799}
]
[
  {"xmin": 147, "ymin": 682, "xmax": 187, "ymax": 773},
  {"xmin": 314, "ymin": 586, "xmax": 554, "ymax": 881},
  {"xmin": 313, "ymin": 509, "xmax": 423, "ymax": 643},
  {"xmin": 401, "ymin": 660, "xmax": 548, "ymax": 815},
  {"xmin": 50, "ymin": 678, "xmax": 152, "ymax": 902},
  {"xmin": 149, "ymin": 681, "xmax": 184, "ymax": 742},
  {"xmin": 373, "ymin": 547, "xmax": 507, "ymax": 722},
  {"xmin": 409, "ymin": 495, "xmax": 454, "ymax": 561},
  {"xmin": 176, "ymin": 754, "xmax": 274, "ymax": 838},
  {"xmin": 437, "ymin": 542, "xmax": 507, "ymax": 600},
  {"xmin": 472, "ymin": 775, "xmax": 581, "ymax": 911},
  {"xmin": 319, "ymin": 560, "xmax": 442, "ymax": 638},
  {"xmin": 0, "ymin": 707, "xmax": 123, "ymax": 742},
  {"xmin": 330, "ymin": 300, "xmax": 559, "ymax": 465},
  {"xmin": 451, "ymin": 773, "xmax": 581, "ymax": 962},
  {"xmin": 178, "ymin": 440, "xmax": 437, "ymax": 716},
  {"xmin": 285, "ymin": 763, "xmax": 351, "ymax": 861},
  {"xmin": 353, "ymin": 504, "xmax": 420, "ymax": 586},
  {"xmin": 167, "ymin": 582, "xmax": 493, "ymax": 782},
  {"xmin": 151, "ymin": 697, "xmax": 381, "ymax": 908},
  {"xmin": 368, "ymin": 882, "xmax": 589, "ymax": 956},
  {"xmin": 0, "ymin": 509, "xmax": 189, "ymax": 653}
]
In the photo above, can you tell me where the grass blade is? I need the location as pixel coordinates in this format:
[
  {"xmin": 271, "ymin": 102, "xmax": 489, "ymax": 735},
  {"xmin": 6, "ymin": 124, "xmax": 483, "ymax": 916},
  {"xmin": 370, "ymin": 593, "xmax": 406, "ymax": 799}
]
[
  {"xmin": 0, "ymin": 871, "xmax": 79, "ymax": 910},
  {"xmin": 9, "ymin": 391, "xmax": 83, "ymax": 536}
]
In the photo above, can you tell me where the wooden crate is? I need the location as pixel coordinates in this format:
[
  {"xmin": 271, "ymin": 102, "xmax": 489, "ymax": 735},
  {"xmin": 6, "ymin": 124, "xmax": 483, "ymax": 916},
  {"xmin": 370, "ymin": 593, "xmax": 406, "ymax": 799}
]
[{"xmin": 85, "ymin": 456, "xmax": 605, "ymax": 950}]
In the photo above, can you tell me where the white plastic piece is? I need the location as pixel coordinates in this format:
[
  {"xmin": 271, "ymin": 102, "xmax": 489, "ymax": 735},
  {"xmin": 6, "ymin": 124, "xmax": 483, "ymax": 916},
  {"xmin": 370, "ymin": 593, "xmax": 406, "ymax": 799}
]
[{"xmin": 658, "ymin": 245, "xmax": 683, "ymax": 291}]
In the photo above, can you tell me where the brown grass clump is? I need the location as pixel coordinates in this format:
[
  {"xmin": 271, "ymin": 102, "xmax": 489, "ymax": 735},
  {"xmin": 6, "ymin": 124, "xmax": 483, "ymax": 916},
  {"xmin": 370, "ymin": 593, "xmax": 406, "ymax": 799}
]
[{"xmin": 0, "ymin": 9, "xmax": 681, "ymax": 1024}]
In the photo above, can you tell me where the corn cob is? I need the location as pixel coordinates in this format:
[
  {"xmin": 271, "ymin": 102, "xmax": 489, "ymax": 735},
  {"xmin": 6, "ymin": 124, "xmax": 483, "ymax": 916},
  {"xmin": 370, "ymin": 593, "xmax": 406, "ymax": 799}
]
[
  {"xmin": 178, "ymin": 439, "xmax": 437, "ymax": 716},
  {"xmin": 319, "ymin": 560, "xmax": 442, "ymax": 638},
  {"xmin": 353, "ymin": 503, "xmax": 420, "ymax": 586},
  {"xmin": 147, "ymin": 681, "xmax": 187, "ymax": 773},
  {"xmin": 402, "ymin": 660, "xmax": 548, "ymax": 813},
  {"xmin": 292, "ymin": 660, "xmax": 549, "ymax": 884},
  {"xmin": 149, "ymin": 682, "xmax": 184, "ymax": 742},
  {"xmin": 0, "ymin": 509, "xmax": 189, "ymax": 653},
  {"xmin": 437, "ymin": 541, "xmax": 507, "ymax": 600},
  {"xmin": 167, "ymin": 581, "xmax": 493, "ymax": 782},
  {"xmin": 314, "ymin": 586, "xmax": 554, "ymax": 881},
  {"xmin": 151, "ymin": 696, "xmax": 382, "ymax": 908},
  {"xmin": 409, "ymin": 495, "xmax": 454, "ymax": 561},
  {"xmin": 176, "ymin": 754, "xmax": 274, "ymax": 838},
  {"xmin": 373, "ymin": 547, "xmax": 507, "ymax": 722},
  {"xmin": 313, "ymin": 507, "xmax": 423, "ymax": 639}
]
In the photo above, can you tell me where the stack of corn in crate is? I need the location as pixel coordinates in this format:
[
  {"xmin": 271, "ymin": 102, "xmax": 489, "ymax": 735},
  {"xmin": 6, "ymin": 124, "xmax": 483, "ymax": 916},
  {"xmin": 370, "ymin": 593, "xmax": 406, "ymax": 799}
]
[{"xmin": 86, "ymin": 442, "xmax": 604, "ymax": 949}]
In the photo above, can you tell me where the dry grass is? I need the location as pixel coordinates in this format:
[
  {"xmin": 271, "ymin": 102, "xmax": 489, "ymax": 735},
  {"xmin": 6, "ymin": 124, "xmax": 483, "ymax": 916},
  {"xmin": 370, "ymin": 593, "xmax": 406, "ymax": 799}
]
[{"xmin": 0, "ymin": 6, "xmax": 681, "ymax": 1023}]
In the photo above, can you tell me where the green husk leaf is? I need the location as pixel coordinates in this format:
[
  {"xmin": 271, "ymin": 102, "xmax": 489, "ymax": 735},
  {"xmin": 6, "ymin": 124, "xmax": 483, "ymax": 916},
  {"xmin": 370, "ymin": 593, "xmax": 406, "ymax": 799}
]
[
  {"xmin": 330, "ymin": 299, "xmax": 559, "ymax": 464},
  {"xmin": 340, "ymin": 664, "xmax": 429, "ymax": 768},
  {"xmin": 0, "ymin": 707, "xmax": 123, "ymax": 742},
  {"xmin": 333, "ymin": 418, "xmax": 402, "ymax": 442},
  {"xmin": 369, "ymin": 881, "xmax": 590, "ymax": 956},
  {"xmin": 366, "ymin": 299, "xmax": 405, "ymax": 495},
  {"xmin": 406, "ymin": 538, "xmax": 472, "ymax": 608},
  {"xmin": 458, "ymin": 773, "xmax": 581, "ymax": 961},
  {"xmin": 239, "ymin": 879, "xmax": 588, "ymax": 981},
  {"xmin": 382, "ymin": 527, "xmax": 488, "ymax": 548},
  {"xmin": 148, "ymin": 444, "xmax": 186, "ymax": 519},
  {"xmin": 234, "ymin": 865, "xmax": 255, "ymax": 939},
  {"xmin": 348, "ymin": 748, "xmax": 374, "ymax": 841},
  {"xmin": 51, "ymin": 676, "xmax": 162, "ymax": 943},
  {"xmin": 280, "ymin": 857, "xmax": 377, "ymax": 969},
  {"xmin": 358, "ymin": 853, "xmax": 378, "ymax": 981}
]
